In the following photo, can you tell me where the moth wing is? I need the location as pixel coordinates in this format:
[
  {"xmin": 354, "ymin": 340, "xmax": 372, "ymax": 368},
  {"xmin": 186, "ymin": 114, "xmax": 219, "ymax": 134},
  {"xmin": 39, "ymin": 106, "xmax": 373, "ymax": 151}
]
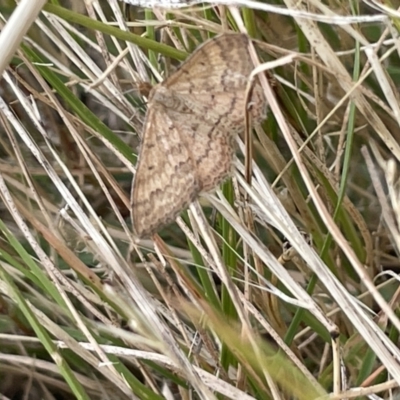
[
  {"xmin": 164, "ymin": 34, "xmax": 253, "ymax": 93},
  {"xmin": 131, "ymin": 105, "xmax": 199, "ymax": 237}
]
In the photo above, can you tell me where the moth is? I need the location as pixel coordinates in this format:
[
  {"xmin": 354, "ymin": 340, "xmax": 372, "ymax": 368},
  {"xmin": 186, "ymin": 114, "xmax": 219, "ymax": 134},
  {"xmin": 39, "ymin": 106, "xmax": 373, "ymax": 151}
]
[{"xmin": 131, "ymin": 33, "xmax": 266, "ymax": 237}]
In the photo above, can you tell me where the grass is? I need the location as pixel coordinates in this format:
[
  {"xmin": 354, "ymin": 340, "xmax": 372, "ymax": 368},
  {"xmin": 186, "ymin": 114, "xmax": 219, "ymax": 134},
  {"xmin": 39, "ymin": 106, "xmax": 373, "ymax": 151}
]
[{"xmin": 1, "ymin": 0, "xmax": 400, "ymax": 399}]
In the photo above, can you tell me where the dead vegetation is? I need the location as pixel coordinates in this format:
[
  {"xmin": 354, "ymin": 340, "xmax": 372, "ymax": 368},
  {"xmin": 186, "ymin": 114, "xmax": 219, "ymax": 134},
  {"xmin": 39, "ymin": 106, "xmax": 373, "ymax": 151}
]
[{"xmin": 1, "ymin": 0, "xmax": 400, "ymax": 399}]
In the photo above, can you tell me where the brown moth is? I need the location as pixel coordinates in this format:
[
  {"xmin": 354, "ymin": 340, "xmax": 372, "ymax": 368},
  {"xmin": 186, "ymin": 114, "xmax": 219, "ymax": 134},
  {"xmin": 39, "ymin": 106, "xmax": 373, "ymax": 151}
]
[{"xmin": 131, "ymin": 33, "xmax": 266, "ymax": 237}]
